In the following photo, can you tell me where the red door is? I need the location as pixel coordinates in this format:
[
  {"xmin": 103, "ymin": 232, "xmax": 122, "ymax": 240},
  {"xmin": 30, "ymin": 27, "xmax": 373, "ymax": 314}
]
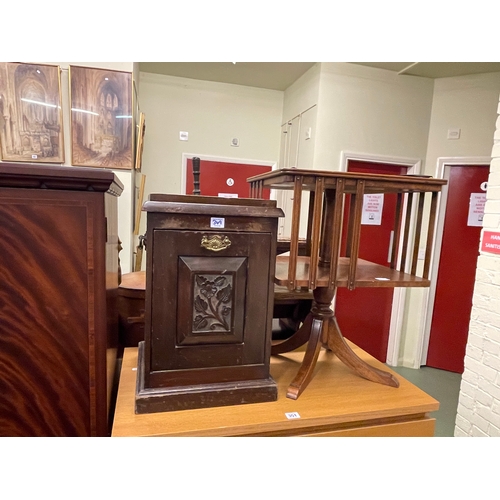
[
  {"xmin": 185, "ymin": 158, "xmax": 271, "ymax": 199},
  {"xmin": 426, "ymin": 165, "xmax": 489, "ymax": 373},
  {"xmin": 335, "ymin": 160, "xmax": 408, "ymax": 362}
]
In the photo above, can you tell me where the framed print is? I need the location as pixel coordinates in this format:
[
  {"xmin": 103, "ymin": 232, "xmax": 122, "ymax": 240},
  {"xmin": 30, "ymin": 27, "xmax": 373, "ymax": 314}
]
[
  {"xmin": 0, "ymin": 62, "xmax": 64, "ymax": 163},
  {"xmin": 134, "ymin": 173, "xmax": 146, "ymax": 235},
  {"xmin": 70, "ymin": 65, "xmax": 133, "ymax": 169},
  {"xmin": 135, "ymin": 111, "xmax": 145, "ymax": 171}
]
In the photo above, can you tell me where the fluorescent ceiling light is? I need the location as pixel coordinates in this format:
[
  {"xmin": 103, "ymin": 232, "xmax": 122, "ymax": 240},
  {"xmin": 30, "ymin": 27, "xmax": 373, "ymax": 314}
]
[
  {"xmin": 21, "ymin": 98, "xmax": 57, "ymax": 108},
  {"xmin": 115, "ymin": 115, "xmax": 132, "ymax": 119},
  {"xmin": 71, "ymin": 108, "xmax": 99, "ymax": 116}
]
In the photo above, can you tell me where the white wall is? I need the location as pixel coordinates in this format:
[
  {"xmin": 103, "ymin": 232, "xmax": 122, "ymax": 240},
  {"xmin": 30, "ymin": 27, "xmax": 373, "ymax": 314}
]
[
  {"xmin": 277, "ymin": 66, "xmax": 321, "ymax": 237},
  {"xmin": 455, "ymin": 94, "xmax": 500, "ymax": 436},
  {"xmin": 280, "ymin": 61, "xmax": 435, "ymax": 171},
  {"xmin": 136, "ymin": 72, "xmax": 284, "ymax": 237},
  {"xmin": 314, "ymin": 62, "xmax": 435, "ymax": 171},
  {"xmin": 425, "ymin": 73, "xmax": 500, "ymax": 174},
  {"xmin": 278, "ymin": 62, "xmax": 435, "ymax": 240},
  {"xmin": 282, "ymin": 63, "xmax": 321, "ymax": 123}
]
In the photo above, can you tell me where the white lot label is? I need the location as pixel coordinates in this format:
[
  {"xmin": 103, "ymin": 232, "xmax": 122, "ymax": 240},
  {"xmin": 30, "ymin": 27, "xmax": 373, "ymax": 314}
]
[
  {"xmin": 210, "ymin": 217, "xmax": 225, "ymax": 229},
  {"xmin": 285, "ymin": 412, "xmax": 301, "ymax": 420}
]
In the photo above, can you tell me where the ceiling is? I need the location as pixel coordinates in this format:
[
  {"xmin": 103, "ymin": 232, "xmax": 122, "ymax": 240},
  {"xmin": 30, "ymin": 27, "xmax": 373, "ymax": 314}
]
[
  {"xmin": 138, "ymin": 62, "xmax": 500, "ymax": 91},
  {"xmin": 138, "ymin": 62, "xmax": 316, "ymax": 91},
  {"xmin": 350, "ymin": 62, "xmax": 500, "ymax": 79}
]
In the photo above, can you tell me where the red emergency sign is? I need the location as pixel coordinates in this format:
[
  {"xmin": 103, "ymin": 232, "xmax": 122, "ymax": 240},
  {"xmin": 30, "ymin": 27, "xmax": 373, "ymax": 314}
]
[{"xmin": 481, "ymin": 231, "xmax": 500, "ymax": 254}]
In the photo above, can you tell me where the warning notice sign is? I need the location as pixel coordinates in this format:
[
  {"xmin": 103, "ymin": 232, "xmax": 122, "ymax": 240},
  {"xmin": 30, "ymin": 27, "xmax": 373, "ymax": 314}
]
[
  {"xmin": 468, "ymin": 193, "xmax": 486, "ymax": 227},
  {"xmin": 362, "ymin": 194, "xmax": 384, "ymax": 225}
]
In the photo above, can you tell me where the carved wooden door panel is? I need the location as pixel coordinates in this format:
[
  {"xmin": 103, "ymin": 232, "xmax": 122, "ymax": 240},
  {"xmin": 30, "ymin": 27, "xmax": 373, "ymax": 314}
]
[{"xmin": 147, "ymin": 229, "xmax": 272, "ymax": 387}]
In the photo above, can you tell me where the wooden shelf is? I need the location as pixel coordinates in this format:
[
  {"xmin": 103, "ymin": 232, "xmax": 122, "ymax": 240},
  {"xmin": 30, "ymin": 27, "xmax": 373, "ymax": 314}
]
[
  {"xmin": 249, "ymin": 168, "xmax": 446, "ymax": 293},
  {"xmin": 248, "ymin": 168, "xmax": 446, "ymax": 194},
  {"xmin": 275, "ymin": 255, "xmax": 431, "ymax": 288},
  {"xmin": 112, "ymin": 344, "xmax": 439, "ymax": 437}
]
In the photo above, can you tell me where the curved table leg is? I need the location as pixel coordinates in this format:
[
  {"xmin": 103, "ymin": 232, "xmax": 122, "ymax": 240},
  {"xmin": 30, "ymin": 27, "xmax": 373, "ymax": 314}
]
[
  {"xmin": 271, "ymin": 314, "xmax": 313, "ymax": 355},
  {"xmin": 276, "ymin": 286, "xmax": 399, "ymax": 399},
  {"xmin": 286, "ymin": 316, "xmax": 324, "ymax": 400},
  {"xmin": 326, "ymin": 317, "xmax": 400, "ymax": 388}
]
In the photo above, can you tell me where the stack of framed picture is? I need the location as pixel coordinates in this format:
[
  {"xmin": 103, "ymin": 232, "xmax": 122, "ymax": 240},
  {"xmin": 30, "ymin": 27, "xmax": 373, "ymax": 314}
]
[{"xmin": 0, "ymin": 62, "xmax": 145, "ymax": 172}]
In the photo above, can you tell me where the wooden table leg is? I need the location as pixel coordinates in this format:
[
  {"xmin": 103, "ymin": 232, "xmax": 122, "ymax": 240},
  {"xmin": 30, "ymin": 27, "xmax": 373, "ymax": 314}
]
[
  {"xmin": 286, "ymin": 316, "xmax": 324, "ymax": 400},
  {"xmin": 276, "ymin": 286, "xmax": 399, "ymax": 400},
  {"xmin": 283, "ymin": 287, "xmax": 333, "ymax": 399},
  {"xmin": 326, "ymin": 316, "xmax": 399, "ymax": 388}
]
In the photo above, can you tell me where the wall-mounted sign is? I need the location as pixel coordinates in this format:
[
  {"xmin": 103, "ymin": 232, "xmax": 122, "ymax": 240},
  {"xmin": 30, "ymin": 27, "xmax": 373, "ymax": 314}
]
[
  {"xmin": 218, "ymin": 193, "xmax": 238, "ymax": 198},
  {"xmin": 361, "ymin": 194, "xmax": 384, "ymax": 225},
  {"xmin": 481, "ymin": 231, "xmax": 500, "ymax": 255},
  {"xmin": 467, "ymin": 193, "xmax": 486, "ymax": 227}
]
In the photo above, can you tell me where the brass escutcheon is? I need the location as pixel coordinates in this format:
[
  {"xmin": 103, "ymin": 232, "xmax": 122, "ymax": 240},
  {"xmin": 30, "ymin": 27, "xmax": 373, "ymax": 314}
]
[{"xmin": 200, "ymin": 235, "xmax": 231, "ymax": 252}]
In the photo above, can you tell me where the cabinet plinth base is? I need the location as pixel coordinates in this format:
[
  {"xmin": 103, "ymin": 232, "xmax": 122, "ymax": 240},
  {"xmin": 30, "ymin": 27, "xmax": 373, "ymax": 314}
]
[{"xmin": 135, "ymin": 342, "xmax": 278, "ymax": 414}]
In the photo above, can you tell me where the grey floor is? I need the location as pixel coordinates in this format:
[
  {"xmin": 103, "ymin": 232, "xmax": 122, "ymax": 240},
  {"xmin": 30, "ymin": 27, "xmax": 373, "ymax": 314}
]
[{"xmin": 389, "ymin": 365, "xmax": 462, "ymax": 437}]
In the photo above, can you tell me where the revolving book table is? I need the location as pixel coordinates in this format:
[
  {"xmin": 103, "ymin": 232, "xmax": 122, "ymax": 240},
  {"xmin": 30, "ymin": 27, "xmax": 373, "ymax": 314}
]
[{"xmin": 248, "ymin": 168, "xmax": 447, "ymax": 400}]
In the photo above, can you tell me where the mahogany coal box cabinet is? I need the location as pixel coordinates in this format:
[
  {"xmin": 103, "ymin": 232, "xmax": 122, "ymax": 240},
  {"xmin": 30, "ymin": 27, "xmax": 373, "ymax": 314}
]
[{"xmin": 135, "ymin": 194, "xmax": 284, "ymax": 413}]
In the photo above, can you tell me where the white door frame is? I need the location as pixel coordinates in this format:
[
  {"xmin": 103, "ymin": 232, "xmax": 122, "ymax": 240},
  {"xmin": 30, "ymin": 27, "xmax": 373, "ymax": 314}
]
[
  {"xmin": 181, "ymin": 153, "xmax": 277, "ymax": 196},
  {"xmin": 419, "ymin": 156, "xmax": 491, "ymax": 366},
  {"xmin": 339, "ymin": 151, "xmax": 422, "ymax": 366}
]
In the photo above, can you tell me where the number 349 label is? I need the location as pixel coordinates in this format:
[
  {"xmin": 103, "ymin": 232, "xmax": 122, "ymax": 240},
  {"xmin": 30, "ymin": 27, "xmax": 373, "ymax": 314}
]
[
  {"xmin": 210, "ymin": 217, "xmax": 225, "ymax": 228},
  {"xmin": 285, "ymin": 412, "xmax": 301, "ymax": 420}
]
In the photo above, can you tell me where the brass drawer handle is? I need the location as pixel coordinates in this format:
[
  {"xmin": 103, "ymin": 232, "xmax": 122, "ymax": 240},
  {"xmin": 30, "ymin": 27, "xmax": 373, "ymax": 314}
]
[{"xmin": 201, "ymin": 235, "xmax": 231, "ymax": 252}]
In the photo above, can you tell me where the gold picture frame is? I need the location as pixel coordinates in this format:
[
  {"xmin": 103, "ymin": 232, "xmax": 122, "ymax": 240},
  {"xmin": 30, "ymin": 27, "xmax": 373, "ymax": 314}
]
[
  {"xmin": 135, "ymin": 111, "xmax": 145, "ymax": 171},
  {"xmin": 69, "ymin": 65, "xmax": 133, "ymax": 169},
  {"xmin": 0, "ymin": 62, "xmax": 64, "ymax": 163},
  {"xmin": 134, "ymin": 173, "xmax": 146, "ymax": 235}
]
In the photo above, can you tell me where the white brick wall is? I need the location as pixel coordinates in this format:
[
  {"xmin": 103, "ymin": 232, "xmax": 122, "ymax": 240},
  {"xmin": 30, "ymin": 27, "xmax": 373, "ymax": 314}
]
[{"xmin": 455, "ymin": 93, "xmax": 500, "ymax": 436}]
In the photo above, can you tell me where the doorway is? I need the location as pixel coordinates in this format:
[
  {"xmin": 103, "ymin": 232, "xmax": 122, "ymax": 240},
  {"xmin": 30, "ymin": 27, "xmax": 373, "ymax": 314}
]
[
  {"xmin": 424, "ymin": 162, "xmax": 490, "ymax": 373},
  {"xmin": 337, "ymin": 152, "xmax": 422, "ymax": 365},
  {"xmin": 183, "ymin": 155, "xmax": 274, "ymax": 198},
  {"xmin": 335, "ymin": 159, "xmax": 408, "ymax": 362}
]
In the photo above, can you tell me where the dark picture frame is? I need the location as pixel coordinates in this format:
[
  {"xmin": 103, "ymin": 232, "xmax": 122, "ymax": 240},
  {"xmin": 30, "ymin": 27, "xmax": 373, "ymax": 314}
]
[
  {"xmin": 0, "ymin": 62, "xmax": 65, "ymax": 163},
  {"xmin": 69, "ymin": 65, "xmax": 133, "ymax": 169}
]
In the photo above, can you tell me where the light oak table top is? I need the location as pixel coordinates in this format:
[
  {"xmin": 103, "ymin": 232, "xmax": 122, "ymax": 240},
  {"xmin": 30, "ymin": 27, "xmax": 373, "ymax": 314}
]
[{"xmin": 112, "ymin": 344, "xmax": 439, "ymax": 437}]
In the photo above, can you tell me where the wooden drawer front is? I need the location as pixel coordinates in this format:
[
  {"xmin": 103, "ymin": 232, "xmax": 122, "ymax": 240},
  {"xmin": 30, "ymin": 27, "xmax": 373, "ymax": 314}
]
[
  {"xmin": 148, "ymin": 229, "xmax": 272, "ymax": 385},
  {"xmin": 299, "ymin": 418, "xmax": 436, "ymax": 437}
]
